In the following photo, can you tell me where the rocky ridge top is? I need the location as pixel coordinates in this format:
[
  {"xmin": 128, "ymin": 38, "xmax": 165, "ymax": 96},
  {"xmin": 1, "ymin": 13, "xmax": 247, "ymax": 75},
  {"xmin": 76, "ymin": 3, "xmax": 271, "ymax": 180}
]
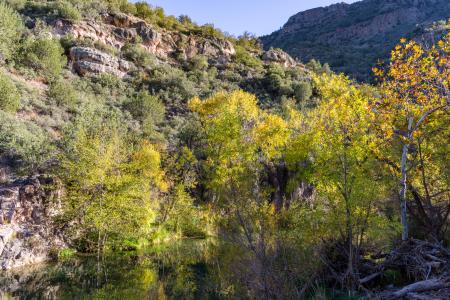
[{"xmin": 261, "ymin": 0, "xmax": 450, "ymax": 80}]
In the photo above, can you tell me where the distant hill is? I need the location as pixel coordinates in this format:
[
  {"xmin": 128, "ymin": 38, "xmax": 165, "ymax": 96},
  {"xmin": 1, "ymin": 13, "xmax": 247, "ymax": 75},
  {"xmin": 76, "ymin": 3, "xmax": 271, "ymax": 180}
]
[{"xmin": 261, "ymin": 0, "xmax": 450, "ymax": 80}]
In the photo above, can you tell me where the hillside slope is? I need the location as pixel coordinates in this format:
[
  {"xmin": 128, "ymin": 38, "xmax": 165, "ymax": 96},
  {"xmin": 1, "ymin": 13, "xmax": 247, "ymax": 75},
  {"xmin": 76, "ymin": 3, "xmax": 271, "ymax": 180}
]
[
  {"xmin": 261, "ymin": 0, "xmax": 450, "ymax": 80},
  {"xmin": 0, "ymin": 0, "xmax": 312, "ymax": 270}
]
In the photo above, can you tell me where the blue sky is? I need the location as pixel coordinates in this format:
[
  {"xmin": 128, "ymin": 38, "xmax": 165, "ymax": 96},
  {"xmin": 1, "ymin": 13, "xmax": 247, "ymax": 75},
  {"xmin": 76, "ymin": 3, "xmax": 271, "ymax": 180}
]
[{"xmin": 140, "ymin": 1, "xmax": 359, "ymax": 36}]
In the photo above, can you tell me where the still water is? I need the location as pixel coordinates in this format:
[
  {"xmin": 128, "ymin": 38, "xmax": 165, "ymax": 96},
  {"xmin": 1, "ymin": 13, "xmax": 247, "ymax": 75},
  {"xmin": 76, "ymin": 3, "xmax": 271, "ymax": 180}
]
[{"xmin": 0, "ymin": 240, "xmax": 229, "ymax": 300}]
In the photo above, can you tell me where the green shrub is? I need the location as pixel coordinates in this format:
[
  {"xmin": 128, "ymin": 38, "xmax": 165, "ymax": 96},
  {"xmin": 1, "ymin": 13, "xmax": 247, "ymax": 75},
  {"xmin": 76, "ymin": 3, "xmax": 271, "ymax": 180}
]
[
  {"xmin": 105, "ymin": 0, "xmax": 136, "ymax": 14},
  {"xmin": 48, "ymin": 79, "xmax": 78, "ymax": 107},
  {"xmin": 121, "ymin": 43, "xmax": 155, "ymax": 68},
  {"xmin": 265, "ymin": 63, "xmax": 286, "ymax": 93},
  {"xmin": 134, "ymin": 1, "xmax": 155, "ymax": 20},
  {"xmin": 0, "ymin": 72, "xmax": 20, "ymax": 112},
  {"xmin": 187, "ymin": 55, "xmax": 209, "ymax": 71},
  {"xmin": 148, "ymin": 64, "xmax": 197, "ymax": 107},
  {"xmin": 55, "ymin": 0, "xmax": 81, "ymax": 21},
  {"xmin": 293, "ymin": 81, "xmax": 313, "ymax": 102},
  {"xmin": 178, "ymin": 15, "xmax": 195, "ymax": 28},
  {"xmin": 306, "ymin": 59, "xmax": 332, "ymax": 75},
  {"xmin": 57, "ymin": 248, "xmax": 77, "ymax": 261},
  {"xmin": 196, "ymin": 23, "xmax": 225, "ymax": 40},
  {"xmin": 58, "ymin": 0, "xmax": 109, "ymax": 20},
  {"xmin": 0, "ymin": 2, "xmax": 24, "ymax": 61},
  {"xmin": 89, "ymin": 73, "xmax": 129, "ymax": 99},
  {"xmin": 235, "ymin": 32, "xmax": 262, "ymax": 52},
  {"xmin": 21, "ymin": 37, "xmax": 67, "ymax": 80},
  {"xmin": 234, "ymin": 45, "xmax": 263, "ymax": 69},
  {"xmin": 125, "ymin": 91, "xmax": 165, "ymax": 136},
  {"xmin": 4, "ymin": 0, "xmax": 26, "ymax": 10},
  {"xmin": 0, "ymin": 111, "xmax": 53, "ymax": 170}
]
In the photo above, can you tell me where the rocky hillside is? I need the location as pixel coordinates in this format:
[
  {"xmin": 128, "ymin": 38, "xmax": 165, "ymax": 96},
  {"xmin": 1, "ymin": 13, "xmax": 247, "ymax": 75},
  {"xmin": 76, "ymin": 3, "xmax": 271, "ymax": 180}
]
[
  {"xmin": 0, "ymin": 1, "xmax": 311, "ymax": 270},
  {"xmin": 261, "ymin": 0, "xmax": 450, "ymax": 80}
]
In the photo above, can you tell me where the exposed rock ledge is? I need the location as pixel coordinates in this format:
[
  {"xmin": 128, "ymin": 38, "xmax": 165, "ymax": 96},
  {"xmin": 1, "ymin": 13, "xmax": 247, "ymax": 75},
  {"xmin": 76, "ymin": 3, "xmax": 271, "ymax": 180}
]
[
  {"xmin": 0, "ymin": 175, "xmax": 65, "ymax": 270},
  {"xmin": 262, "ymin": 48, "xmax": 299, "ymax": 68},
  {"xmin": 70, "ymin": 46, "xmax": 131, "ymax": 78},
  {"xmin": 53, "ymin": 13, "xmax": 236, "ymax": 66},
  {"xmin": 53, "ymin": 12, "xmax": 299, "ymax": 77}
]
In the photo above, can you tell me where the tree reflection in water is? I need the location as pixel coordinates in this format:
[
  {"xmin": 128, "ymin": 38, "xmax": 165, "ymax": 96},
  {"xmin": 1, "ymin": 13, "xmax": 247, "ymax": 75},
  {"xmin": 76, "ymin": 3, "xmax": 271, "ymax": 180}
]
[{"xmin": 0, "ymin": 239, "xmax": 233, "ymax": 300}]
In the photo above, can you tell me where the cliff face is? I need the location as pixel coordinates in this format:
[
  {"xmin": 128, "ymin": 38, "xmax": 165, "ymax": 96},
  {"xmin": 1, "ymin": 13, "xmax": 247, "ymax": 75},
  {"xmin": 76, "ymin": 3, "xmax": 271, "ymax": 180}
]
[
  {"xmin": 50, "ymin": 13, "xmax": 298, "ymax": 78},
  {"xmin": 261, "ymin": 0, "xmax": 450, "ymax": 80},
  {"xmin": 53, "ymin": 13, "xmax": 236, "ymax": 66},
  {"xmin": 0, "ymin": 175, "xmax": 65, "ymax": 270}
]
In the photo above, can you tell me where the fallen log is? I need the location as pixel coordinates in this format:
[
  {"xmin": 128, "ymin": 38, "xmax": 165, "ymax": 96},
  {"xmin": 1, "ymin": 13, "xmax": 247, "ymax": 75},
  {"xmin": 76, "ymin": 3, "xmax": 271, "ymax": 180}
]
[
  {"xmin": 388, "ymin": 278, "xmax": 450, "ymax": 299},
  {"xmin": 359, "ymin": 272, "xmax": 382, "ymax": 285},
  {"xmin": 406, "ymin": 292, "xmax": 441, "ymax": 300}
]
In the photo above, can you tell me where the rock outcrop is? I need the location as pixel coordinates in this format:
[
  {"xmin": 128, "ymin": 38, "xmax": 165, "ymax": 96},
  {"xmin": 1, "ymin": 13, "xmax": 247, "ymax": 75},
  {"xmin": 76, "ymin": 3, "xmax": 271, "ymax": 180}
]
[
  {"xmin": 0, "ymin": 175, "xmax": 65, "ymax": 270},
  {"xmin": 54, "ymin": 12, "xmax": 299, "ymax": 77},
  {"xmin": 262, "ymin": 48, "xmax": 299, "ymax": 68},
  {"xmin": 53, "ymin": 13, "xmax": 236, "ymax": 67},
  {"xmin": 261, "ymin": 0, "xmax": 450, "ymax": 79},
  {"xmin": 70, "ymin": 46, "xmax": 130, "ymax": 78}
]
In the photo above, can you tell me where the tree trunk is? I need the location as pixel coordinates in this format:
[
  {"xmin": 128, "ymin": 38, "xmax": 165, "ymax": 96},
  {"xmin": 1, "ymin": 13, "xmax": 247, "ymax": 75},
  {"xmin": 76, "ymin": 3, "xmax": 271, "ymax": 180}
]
[
  {"xmin": 346, "ymin": 204, "xmax": 354, "ymax": 279},
  {"xmin": 400, "ymin": 142, "xmax": 409, "ymax": 241},
  {"xmin": 399, "ymin": 117, "xmax": 414, "ymax": 241},
  {"xmin": 267, "ymin": 162, "xmax": 288, "ymax": 212}
]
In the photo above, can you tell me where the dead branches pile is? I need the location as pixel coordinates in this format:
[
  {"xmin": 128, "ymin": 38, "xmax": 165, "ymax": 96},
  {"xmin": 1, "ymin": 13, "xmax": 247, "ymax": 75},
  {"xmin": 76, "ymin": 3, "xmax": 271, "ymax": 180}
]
[
  {"xmin": 383, "ymin": 239, "xmax": 450, "ymax": 281},
  {"xmin": 369, "ymin": 239, "xmax": 450, "ymax": 299}
]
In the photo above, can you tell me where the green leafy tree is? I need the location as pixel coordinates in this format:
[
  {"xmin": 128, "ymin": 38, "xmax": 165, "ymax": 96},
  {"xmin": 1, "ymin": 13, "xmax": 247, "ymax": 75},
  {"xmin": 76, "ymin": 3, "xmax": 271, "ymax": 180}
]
[
  {"xmin": 48, "ymin": 79, "xmax": 78, "ymax": 108},
  {"xmin": 234, "ymin": 45, "xmax": 263, "ymax": 69},
  {"xmin": 60, "ymin": 126, "xmax": 167, "ymax": 252},
  {"xmin": 0, "ymin": 2, "xmax": 24, "ymax": 61},
  {"xmin": 189, "ymin": 91, "xmax": 291, "ymax": 296},
  {"xmin": 287, "ymin": 74, "xmax": 391, "ymax": 287},
  {"xmin": 293, "ymin": 81, "xmax": 312, "ymax": 103},
  {"xmin": 0, "ymin": 111, "xmax": 53, "ymax": 171},
  {"xmin": 124, "ymin": 91, "xmax": 165, "ymax": 137},
  {"xmin": 55, "ymin": 0, "xmax": 82, "ymax": 21}
]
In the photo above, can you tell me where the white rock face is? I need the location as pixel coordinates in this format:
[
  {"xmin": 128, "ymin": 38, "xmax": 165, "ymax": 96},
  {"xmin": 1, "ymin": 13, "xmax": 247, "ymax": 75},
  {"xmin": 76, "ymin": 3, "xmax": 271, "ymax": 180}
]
[
  {"xmin": 262, "ymin": 49, "xmax": 298, "ymax": 68},
  {"xmin": 53, "ymin": 13, "xmax": 236, "ymax": 66},
  {"xmin": 0, "ymin": 175, "xmax": 65, "ymax": 270},
  {"xmin": 69, "ymin": 46, "xmax": 130, "ymax": 78}
]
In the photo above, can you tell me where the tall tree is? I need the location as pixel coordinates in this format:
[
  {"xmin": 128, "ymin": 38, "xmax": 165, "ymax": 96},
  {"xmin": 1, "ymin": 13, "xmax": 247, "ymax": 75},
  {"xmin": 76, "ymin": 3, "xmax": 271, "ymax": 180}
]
[
  {"xmin": 373, "ymin": 31, "xmax": 450, "ymax": 241},
  {"xmin": 189, "ymin": 90, "xmax": 290, "ymax": 298},
  {"xmin": 287, "ymin": 74, "xmax": 388, "ymax": 287}
]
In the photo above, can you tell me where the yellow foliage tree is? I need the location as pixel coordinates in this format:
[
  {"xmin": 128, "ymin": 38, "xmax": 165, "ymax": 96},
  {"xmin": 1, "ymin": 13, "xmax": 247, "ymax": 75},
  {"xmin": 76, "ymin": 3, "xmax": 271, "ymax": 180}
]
[
  {"xmin": 286, "ymin": 74, "xmax": 392, "ymax": 286},
  {"xmin": 373, "ymin": 30, "xmax": 450, "ymax": 241},
  {"xmin": 189, "ymin": 91, "xmax": 290, "ymax": 294},
  {"xmin": 60, "ymin": 128, "xmax": 167, "ymax": 252}
]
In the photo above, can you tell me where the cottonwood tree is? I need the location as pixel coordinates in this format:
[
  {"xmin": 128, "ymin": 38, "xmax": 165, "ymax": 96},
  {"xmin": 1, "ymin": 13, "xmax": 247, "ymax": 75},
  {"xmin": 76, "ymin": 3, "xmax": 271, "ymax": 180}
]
[
  {"xmin": 189, "ymin": 90, "xmax": 290, "ymax": 298},
  {"xmin": 189, "ymin": 90, "xmax": 289, "ymax": 212},
  {"xmin": 373, "ymin": 31, "xmax": 450, "ymax": 241},
  {"xmin": 60, "ymin": 127, "xmax": 167, "ymax": 253},
  {"xmin": 287, "ymin": 74, "xmax": 388, "ymax": 287}
]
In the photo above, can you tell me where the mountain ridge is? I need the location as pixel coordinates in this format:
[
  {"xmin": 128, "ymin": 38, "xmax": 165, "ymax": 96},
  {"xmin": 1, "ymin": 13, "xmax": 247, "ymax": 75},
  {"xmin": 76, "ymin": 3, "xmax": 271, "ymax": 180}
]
[{"xmin": 261, "ymin": 0, "xmax": 450, "ymax": 80}]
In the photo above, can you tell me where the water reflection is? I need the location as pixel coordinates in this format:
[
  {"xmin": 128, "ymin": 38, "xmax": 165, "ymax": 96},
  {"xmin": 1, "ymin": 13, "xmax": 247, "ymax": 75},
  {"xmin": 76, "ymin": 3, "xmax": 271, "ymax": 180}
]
[{"xmin": 0, "ymin": 240, "xmax": 225, "ymax": 300}]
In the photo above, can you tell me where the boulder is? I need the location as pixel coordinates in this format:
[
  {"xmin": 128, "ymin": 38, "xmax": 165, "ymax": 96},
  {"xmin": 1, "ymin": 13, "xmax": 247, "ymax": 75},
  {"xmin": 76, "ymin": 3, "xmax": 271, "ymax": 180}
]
[
  {"xmin": 262, "ymin": 49, "xmax": 298, "ymax": 68},
  {"xmin": 0, "ymin": 226, "xmax": 14, "ymax": 243},
  {"xmin": 69, "ymin": 47, "xmax": 130, "ymax": 78}
]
